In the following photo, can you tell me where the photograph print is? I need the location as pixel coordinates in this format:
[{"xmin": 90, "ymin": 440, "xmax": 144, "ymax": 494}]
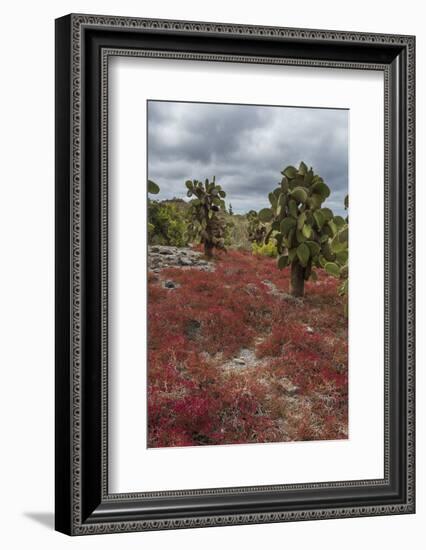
[{"xmin": 147, "ymin": 100, "xmax": 349, "ymax": 449}]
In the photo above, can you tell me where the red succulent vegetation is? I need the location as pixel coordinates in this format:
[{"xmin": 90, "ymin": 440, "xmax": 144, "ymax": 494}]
[{"xmin": 147, "ymin": 250, "xmax": 348, "ymax": 448}]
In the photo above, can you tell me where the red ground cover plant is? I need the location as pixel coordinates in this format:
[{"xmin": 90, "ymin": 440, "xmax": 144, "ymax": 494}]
[{"xmin": 147, "ymin": 250, "xmax": 348, "ymax": 447}]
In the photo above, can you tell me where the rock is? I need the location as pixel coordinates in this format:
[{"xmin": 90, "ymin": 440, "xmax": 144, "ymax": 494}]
[
  {"xmin": 262, "ymin": 279, "xmax": 303, "ymax": 306},
  {"xmin": 148, "ymin": 245, "xmax": 216, "ymax": 272},
  {"xmin": 221, "ymin": 347, "xmax": 265, "ymax": 371},
  {"xmin": 164, "ymin": 280, "xmax": 176, "ymax": 289},
  {"xmin": 334, "ymin": 363, "xmax": 346, "ymax": 373},
  {"xmin": 262, "ymin": 279, "xmax": 275, "ymax": 291},
  {"xmin": 179, "ymin": 257, "xmax": 193, "ymax": 266},
  {"xmin": 306, "ymin": 326, "xmax": 314, "ymax": 334},
  {"xmin": 184, "ymin": 319, "xmax": 202, "ymax": 340},
  {"xmin": 279, "ymin": 378, "xmax": 299, "ymax": 396},
  {"xmin": 245, "ymin": 283, "xmax": 259, "ymax": 296}
]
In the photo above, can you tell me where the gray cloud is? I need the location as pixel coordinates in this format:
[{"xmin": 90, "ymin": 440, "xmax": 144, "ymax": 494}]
[{"xmin": 148, "ymin": 101, "xmax": 348, "ymax": 216}]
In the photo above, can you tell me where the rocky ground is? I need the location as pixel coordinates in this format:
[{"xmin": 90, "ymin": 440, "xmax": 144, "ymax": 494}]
[{"xmin": 148, "ymin": 245, "xmax": 215, "ymax": 273}]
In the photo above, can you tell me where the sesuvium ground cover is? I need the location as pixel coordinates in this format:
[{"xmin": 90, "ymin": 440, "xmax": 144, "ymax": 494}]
[{"xmin": 147, "ymin": 248, "xmax": 348, "ymax": 448}]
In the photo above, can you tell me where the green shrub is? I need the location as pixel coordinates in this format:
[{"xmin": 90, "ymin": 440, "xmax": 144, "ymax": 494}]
[
  {"xmin": 222, "ymin": 214, "xmax": 251, "ymax": 250},
  {"xmin": 252, "ymin": 241, "xmax": 278, "ymax": 257},
  {"xmin": 148, "ymin": 201, "xmax": 188, "ymax": 246},
  {"xmin": 224, "ymin": 219, "xmax": 235, "ymax": 247}
]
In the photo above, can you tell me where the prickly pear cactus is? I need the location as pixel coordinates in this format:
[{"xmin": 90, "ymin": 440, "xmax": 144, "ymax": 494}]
[
  {"xmin": 323, "ymin": 194, "xmax": 349, "ymax": 313},
  {"xmin": 148, "ymin": 179, "xmax": 160, "ymax": 194},
  {"xmin": 258, "ymin": 161, "xmax": 345, "ymax": 297},
  {"xmin": 186, "ymin": 177, "xmax": 227, "ymax": 258},
  {"xmin": 247, "ymin": 210, "xmax": 267, "ymax": 245},
  {"xmin": 147, "ymin": 179, "xmax": 160, "ymax": 238}
]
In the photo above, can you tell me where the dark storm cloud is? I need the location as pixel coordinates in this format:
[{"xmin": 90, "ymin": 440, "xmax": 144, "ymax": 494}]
[{"xmin": 147, "ymin": 101, "xmax": 348, "ymax": 216}]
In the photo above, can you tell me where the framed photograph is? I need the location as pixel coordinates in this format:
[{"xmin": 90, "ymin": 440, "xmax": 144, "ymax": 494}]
[{"xmin": 55, "ymin": 14, "xmax": 415, "ymax": 535}]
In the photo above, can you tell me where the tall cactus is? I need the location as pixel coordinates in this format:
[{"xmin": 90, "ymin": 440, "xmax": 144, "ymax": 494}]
[
  {"xmin": 247, "ymin": 210, "xmax": 267, "ymax": 245},
  {"xmin": 186, "ymin": 177, "xmax": 227, "ymax": 258},
  {"xmin": 258, "ymin": 162, "xmax": 343, "ymax": 297}
]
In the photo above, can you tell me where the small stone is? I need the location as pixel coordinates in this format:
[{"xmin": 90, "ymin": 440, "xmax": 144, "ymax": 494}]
[
  {"xmin": 159, "ymin": 248, "xmax": 173, "ymax": 255},
  {"xmin": 179, "ymin": 257, "xmax": 193, "ymax": 266},
  {"xmin": 280, "ymin": 378, "xmax": 299, "ymax": 396},
  {"xmin": 150, "ymin": 246, "xmax": 160, "ymax": 253},
  {"xmin": 184, "ymin": 319, "xmax": 202, "ymax": 340},
  {"xmin": 306, "ymin": 326, "xmax": 314, "ymax": 334},
  {"xmin": 233, "ymin": 358, "xmax": 246, "ymax": 365},
  {"xmin": 245, "ymin": 283, "xmax": 259, "ymax": 295},
  {"xmin": 164, "ymin": 280, "xmax": 176, "ymax": 289},
  {"xmin": 334, "ymin": 363, "xmax": 346, "ymax": 373},
  {"xmin": 153, "ymin": 268, "xmax": 160, "ymax": 273}
]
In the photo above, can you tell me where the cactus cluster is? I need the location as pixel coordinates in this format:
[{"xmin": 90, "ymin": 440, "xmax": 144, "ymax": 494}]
[
  {"xmin": 186, "ymin": 177, "xmax": 227, "ymax": 258},
  {"xmin": 258, "ymin": 162, "xmax": 347, "ymax": 297},
  {"xmin": 247, "ymin": 210, "xmax": 267, "ymax": 245}
]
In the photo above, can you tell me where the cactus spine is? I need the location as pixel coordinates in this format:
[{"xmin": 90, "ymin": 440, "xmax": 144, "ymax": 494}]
[{"xmin": 186, "ymin": 177, "xmax": 227, "ymax": 258}]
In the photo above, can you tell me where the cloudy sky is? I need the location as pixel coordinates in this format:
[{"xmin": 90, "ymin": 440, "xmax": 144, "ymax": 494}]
[{"xmin": 147, "ymin": 101, "xmax": 348, "ymax": 217}]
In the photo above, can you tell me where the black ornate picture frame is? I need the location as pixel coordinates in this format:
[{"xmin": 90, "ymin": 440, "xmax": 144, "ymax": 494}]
[{"xmin": 55, "ymin": 14, "xmax": 415, "ymax": 535}]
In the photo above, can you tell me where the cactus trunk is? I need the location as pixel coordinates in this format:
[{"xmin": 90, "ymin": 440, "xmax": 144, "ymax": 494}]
[
  {"xmin": 204, "ymin": 240, "xmax": 214, "ymax": 258},
  {"xmin": 290, "ymin": 262, "xmax": 305, "ymax": 297}
]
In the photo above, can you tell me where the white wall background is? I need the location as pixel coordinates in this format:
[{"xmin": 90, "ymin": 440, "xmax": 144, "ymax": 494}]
[{"xmin": 0, "ymin": 0, "xmax": 422, "ymax": 548}]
